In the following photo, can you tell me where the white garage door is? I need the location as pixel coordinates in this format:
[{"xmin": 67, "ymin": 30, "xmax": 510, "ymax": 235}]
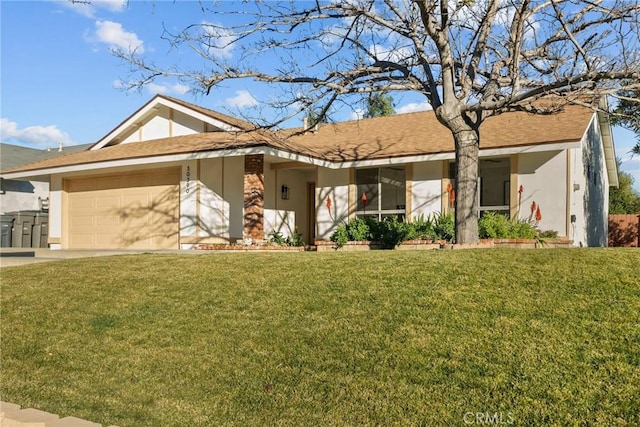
[{"xmin": 65, "ymin": 168, "xmax": 180, "ymax": 249}]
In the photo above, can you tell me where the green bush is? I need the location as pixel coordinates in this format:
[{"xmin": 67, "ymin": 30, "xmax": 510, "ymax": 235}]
[
  {"xmin": 347, "ymin": 217, "xmax": 373, "ymax": 241},
  {"xmin": 330, "ymin": 224, "xmax": 350, "ymax": 248},
  {"xmin": 410, "ymin": 214, "xmax": 437, "ymax": 240},
  {"xmin": 509, "ymin": 219, "xmax": 537, "ymax": 239},
  {"xmin": 285, "ymin": 230, "xmax": 305, "ymax": 247},
  {"xmin": 538, "ymin": 229, "xmax": 559, "ymax": 239},
  {"xmin": 331, "ymin": 211, "xmax": 559, "ymax": 247},
  {"xmin": 433, "ymin": 212, "xmax": 455, "ymax": 242},
  {"xmin": 478, "ymin": 212, "xmax": 538, "ymax": 239},
  {"xmin": 370, "ymin": 216, "xmax": 410, "ymax": 249},
  {"xmin": 268, "ymin": 230, "xmax": 287, "ymax": 245},
  {"xmin": 478, "ymin": 212, "xmax": 511, "ymax": 239},
  {"xmin": 329, "ymin": 212, "xmax": 456, "ymax": 247}
]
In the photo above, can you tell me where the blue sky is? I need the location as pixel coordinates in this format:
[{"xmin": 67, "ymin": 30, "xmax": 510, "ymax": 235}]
[{"xmin": 1, "ymin": 0, "xmax": 638, "ymax": 189}]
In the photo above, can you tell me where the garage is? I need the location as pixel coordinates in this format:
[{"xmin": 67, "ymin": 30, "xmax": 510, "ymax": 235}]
[{"xmin": 65, "ymin": 168, "xmax": 180, "ymax": 249}]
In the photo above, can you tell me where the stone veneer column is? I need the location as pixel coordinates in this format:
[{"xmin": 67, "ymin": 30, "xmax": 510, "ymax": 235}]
[{"xmin": 243, "ymin": 154, "xmax": 265, "ymax": 241}]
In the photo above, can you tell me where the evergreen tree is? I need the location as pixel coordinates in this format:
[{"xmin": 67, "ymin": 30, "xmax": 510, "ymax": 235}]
[
  {"xmin": 365, "ymin": 92, "xmax": 395, "ymax": 118},
  {"xmin": 609, "ymin": 159, "xmax": 640, "ymax": 214},
  {"xmin": 611, "ymin": 86, "xmax": 640, "ymax": 155}
]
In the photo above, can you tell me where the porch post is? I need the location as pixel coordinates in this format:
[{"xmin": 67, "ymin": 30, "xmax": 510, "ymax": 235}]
[
  {"xmin": 509, "ymin": 154, "xmax": 519, "ymax": 219},
  {"xmin": 243, "ymin": 154, "xmax": 265, "ymax": 241}
]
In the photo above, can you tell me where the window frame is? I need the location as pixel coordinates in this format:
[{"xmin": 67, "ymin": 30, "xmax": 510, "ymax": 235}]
[{"xmin": 355, "ymin": 166, "xmax": 406, "ymax": 221}]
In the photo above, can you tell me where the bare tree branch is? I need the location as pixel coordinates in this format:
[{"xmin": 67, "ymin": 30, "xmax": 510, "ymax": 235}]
[{"xmin": 114, "ymin": 0, "xmax": 640, "ymax": 243}]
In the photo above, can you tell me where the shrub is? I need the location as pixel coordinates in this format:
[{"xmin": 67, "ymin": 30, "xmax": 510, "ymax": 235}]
[
  {"xmin": 370, "ymin": 216, "xmax": 410, "ymax": 249},
  {"xmin": 330, "ymin": 224, "xmax": 349, "ymax": 248},
  {"xmin": 509, "ymin": 219, "xmax": 537, "ymax": 239},
  {"xmin": 347, "ymin": 217, "xmax": 373, "ymax": 241},
  {"xmin": 478, "ymin": 212, "xmax": 539, "ymax": 239},
  {"xmin": 478, "ymin": 212, "xmax": 511, "ymax": 239},
  {"xmin": 285, "ymin": 230, "xmax": 305, "ymax": 247},
  {"xmin": 538, "ymin": 229, "xmax": 559, "ymax": 239},
  {"xmin": 410, "ymin": 214, "xmax": 437, "ymax": 240},
  {"xmin": 433, "ymin": 212, "xmax": 455, "ymax": 242},
  {"xmin": 268, "ymin": 230, "xmax": 287, "ymax": 245},
  {"xmin": 329, "ymin": 212, "xmax": 456, "ymax": 248}
]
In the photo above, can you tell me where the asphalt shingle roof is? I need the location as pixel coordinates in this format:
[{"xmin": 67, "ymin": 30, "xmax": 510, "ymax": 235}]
[
  {"xmin": 1, "ymin": 103, "xmax": 595, "ymax": 175},
  {"xmin": 0, "ymin": 143, "xmax": 92, "ymax": 171}
]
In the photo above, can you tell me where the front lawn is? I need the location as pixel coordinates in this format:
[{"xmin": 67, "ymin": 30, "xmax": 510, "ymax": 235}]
[{"xmin": 1, "ymin": 249, "xmax": 639, "ymax": 426}]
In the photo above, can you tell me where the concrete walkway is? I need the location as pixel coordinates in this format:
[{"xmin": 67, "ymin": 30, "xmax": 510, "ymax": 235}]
[{"xmin": 0, "ymin": 401, "xmax": 117, "ymax": 427}]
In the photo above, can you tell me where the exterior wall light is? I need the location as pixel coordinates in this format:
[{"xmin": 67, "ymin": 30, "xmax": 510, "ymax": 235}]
[{"xmin": 281, "ymin": 184, "xmax": 290, "ymax": 200}]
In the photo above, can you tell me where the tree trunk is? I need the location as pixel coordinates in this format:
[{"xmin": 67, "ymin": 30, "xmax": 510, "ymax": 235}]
[{"xmin": 453, "ymin": 128, "xmax": 480, "ymax": 244}]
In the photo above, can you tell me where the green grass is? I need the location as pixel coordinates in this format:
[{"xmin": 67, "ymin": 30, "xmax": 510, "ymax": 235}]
[{"xmin": 1, "ymin": 249, "xmax": 639, "ymax": 426}]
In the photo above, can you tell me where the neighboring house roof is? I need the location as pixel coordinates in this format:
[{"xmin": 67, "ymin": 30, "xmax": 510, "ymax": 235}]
[
  {"xmin": 0, "ymin": 142, "xmax": 92, "ymax": 172},
  {"xmin": 0, "ymin": 98, "xmax": 610, "ymax": 179}
]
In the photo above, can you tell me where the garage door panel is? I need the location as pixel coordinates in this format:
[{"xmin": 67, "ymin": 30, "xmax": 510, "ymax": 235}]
[
  {"xmin": 69, "ymin": 195, "xmax": 97, "ymax": 210},
  {"xmin": 69, "ymin": 216, "xmax": 95, "ymax": 227},
  {"xmin": 96, "ymin": 214, "xmax": 122, "ymax": 226},
  {"xmin": 66, "ymin": 168, "xmax": 180, "ymax": 249},
  {"xmin": 96, "ymin": 233, "xmax": 120, "ymax": 246},
  {"xmin": 69, "ymin": 234, "xmax": 96, "ymax": 247},
  {"xmin": 96, "ymin": 194, "xmax": 121, "ymax": 209}
]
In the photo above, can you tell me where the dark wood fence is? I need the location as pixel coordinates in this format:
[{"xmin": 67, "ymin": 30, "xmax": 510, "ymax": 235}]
[{"xmin": 608, "ymin": 214, "xmax": 640, "ymax": 247}]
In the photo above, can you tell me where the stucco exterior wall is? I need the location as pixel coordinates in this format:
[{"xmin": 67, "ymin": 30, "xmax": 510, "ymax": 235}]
[
  {"xmin": 0, "ymin": 179, "xmax": 49, "ymax": 213},
  {"xmin": 411, "ymin": 161, "xmax": 443, "ymax": 220},
  {"xmin": 199, "ymin": 157, "xmax": 230, "ymax": 240},
  {"xmin": 224, "ymin": 156, "xmax": 245, "ymax": 240},
  {"xmin": 143, "ymin": 113, "xmax": 171, "ymax": 141},
  {"xmin": 567, "ymin": 117, "xmax": 609, "ymax": 247},
  {"xmin": 569, "ymin": 146, "xmax": 587, "ymax": 245},
  {"xmin": 120, "ymin": 106, "xmax": 206, "ymax": 144},
  {"xmin": 173, "ymin": 109, "xmax": 204, "ymax": 136},
  {"xmin": 263, "ymin": 166, "xmax": 315, "ymax": 242},
  {"xmin": 180, "ymin": 156, "xmax": 244, "ymax": 248},
  {"xmin": 180, "ymin": 160, "xmax": 198, "ymax": 244},
  {"xmin": 581, "ymin": 118, "xmax": 609, "ymax": 246},
  {"xmin": 316, "ymin": 167, "xmax": 350, "ymax": 241},
  {"xmin": 517, "ymin": 150, "xmax": 567, "ymax": 235},
  {"xmin": 48, "ymin": 176, "xmax": 63, "ymax": 250}
]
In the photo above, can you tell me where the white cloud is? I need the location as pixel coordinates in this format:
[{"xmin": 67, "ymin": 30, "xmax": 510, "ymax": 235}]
[
  {"xmin": 112, "ymin": 79, "xmax": 127, "ymax": 90},
  {"xmin": 92, "ymin": 20, "xmax": 144, "ymax": 53},
  {"xmin": 396, "ymin": 101, "xmax": 433, "ymax": 114},
  {"xmin": 145, "ymin": 82, "xmax": 190, "ymax": 96},
  {"xmin": 225, "ymin": 90, "xmax": 258, "ymax": 108},
  {"xmin": 63, "ymin": 0, "xmax": 127, "ymax": 18},
  {"xmin": 200, "ymin": 22, "xmax": 235, "ymax": 59},
  {"xmin": 349, "ymin": 109, "xmax": 365, "ymax": 121},
  {"xmin": 0, "ymin": 118, "xmax": 73, "ymax": 149},
  {"xmin": 368, "ymin": 43, "xmax": 412, "ymax": 63}
]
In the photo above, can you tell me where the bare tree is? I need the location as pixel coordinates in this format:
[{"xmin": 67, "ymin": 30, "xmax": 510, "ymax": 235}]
[{"xmin": 116, "ymin": 0, "xmax": 640, "ymax": 244}]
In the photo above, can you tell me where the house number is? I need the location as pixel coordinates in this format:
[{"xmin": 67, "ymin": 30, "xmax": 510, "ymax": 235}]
[{"xmin": 185, "ymin": 166, "xmax": 191, "ymax": 194}]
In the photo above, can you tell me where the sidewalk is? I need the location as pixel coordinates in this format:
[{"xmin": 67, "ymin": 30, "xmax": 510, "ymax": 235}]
[{"xmin": 0, "ymin": 401, "xmax": 117, "ymax": 427}]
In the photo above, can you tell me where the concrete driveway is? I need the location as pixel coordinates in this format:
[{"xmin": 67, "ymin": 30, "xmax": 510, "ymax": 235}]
[{"xmin": 0, "ymin": 248, "xmax": 184, "ymax": 268}]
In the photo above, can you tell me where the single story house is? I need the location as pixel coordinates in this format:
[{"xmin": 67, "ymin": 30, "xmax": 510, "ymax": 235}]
[
  {"xmin": 1, "ymin": 142, "xmax": 91, "ymax": 214},
  {"xmin": 0, "ymin": 94, "xmax": 617, "ymax": 249}
]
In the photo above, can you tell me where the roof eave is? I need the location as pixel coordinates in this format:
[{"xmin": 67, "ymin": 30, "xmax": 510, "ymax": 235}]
[
  {"xmin": 597, "ymin": 101, "xmax": 618, "ymax": 188},
  {"xmin": 0, "ymin": 140, "xmax": 583, "ymax": 180}
]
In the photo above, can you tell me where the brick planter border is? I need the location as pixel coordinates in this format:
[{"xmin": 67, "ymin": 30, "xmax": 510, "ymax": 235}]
[{"xmin": 314, "ymin": 238, "xmax": 574, "ymax": 251}]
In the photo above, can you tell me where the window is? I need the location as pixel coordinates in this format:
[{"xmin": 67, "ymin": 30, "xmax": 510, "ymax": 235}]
[
  {"xmin": 448, "ymin": 158, "xmax": 511, "ymax": 217},
  {"xmin": 355, "ymin": 167, "xmax": 406, "ymax": 220}
]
